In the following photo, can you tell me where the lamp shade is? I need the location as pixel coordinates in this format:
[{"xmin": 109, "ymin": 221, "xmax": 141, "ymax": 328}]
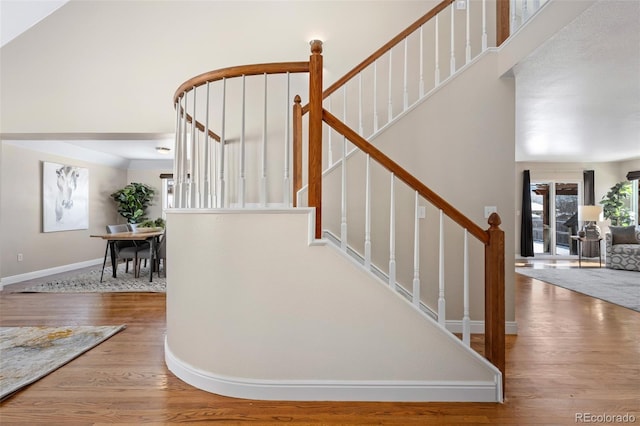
[{"xmin": 578, "ymin": 205, "xmax": 603, "ymax": 222}]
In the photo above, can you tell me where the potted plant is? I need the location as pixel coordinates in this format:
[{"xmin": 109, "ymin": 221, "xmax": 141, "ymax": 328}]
[
  {"xmin": 110, "ymin": 182, "xmax": 155, "ymax": 224},
  {"xmin": 599, "ymin": 181, "xmax": 633, "ymax": 226}
]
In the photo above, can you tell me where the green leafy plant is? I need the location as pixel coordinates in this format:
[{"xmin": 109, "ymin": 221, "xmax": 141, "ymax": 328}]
[
  {"xmin": 139, "ymin": 217, "xmax": 165, "ymax": 228},
  {"xmin": 110, "ymin": 183, "xmax": 155, "ymax": 224},
  {"xmin": 600, "ymin": 181, "xmax": 633, "ymax": 226}
]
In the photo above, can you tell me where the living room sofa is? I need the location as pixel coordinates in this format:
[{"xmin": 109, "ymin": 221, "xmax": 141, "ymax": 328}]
[{"xmin": 605, "ymin": 226, "xmax": 640, "ymax": 271}]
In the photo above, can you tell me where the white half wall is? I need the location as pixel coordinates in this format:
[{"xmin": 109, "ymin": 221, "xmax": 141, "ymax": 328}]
[{"xmin": 165, "ymin": 209, "xmax": 501, "ymax": 402}]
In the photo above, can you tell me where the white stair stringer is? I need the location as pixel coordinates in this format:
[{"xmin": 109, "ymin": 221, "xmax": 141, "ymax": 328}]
[{"xmin": 165, "ymin": 208, "xmax": 502, "ymax": 402}]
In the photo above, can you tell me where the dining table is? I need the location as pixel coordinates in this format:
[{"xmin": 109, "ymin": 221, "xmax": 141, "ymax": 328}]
[{"xmin": 90, "ymin": 230, "xmax": 165, "ymax": 282}]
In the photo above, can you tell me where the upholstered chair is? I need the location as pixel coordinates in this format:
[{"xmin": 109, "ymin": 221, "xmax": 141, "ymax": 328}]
[{"xmin": 605, "ymin": 226, "xmax": 640, "ymax": 271}]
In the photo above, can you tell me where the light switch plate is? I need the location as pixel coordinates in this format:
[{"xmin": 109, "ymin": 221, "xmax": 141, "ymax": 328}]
[{"xmin": 484, "ymin": 206, "xmax": 497, "ymax": 218}]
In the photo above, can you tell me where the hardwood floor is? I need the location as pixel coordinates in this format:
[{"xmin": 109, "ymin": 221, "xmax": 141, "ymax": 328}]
[{"xmin": 1, "ymin": 261, "xmax": 638, "ymax": 424}]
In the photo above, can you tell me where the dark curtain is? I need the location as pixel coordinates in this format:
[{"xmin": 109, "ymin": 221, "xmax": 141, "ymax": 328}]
[
  {"xmin": 584, "ymin": 170, "xmax": 595, "ymax": 205},
  {"xmin": 521, "ymin": 170, "xmax": 534, "ymax": 257},
  {"xmin": 583, "ymin": 170, "xmax": 598, "ymax": 257}
]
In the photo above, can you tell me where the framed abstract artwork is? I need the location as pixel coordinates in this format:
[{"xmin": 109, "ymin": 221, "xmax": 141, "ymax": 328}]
[{"xmin": 42, "ymin": 161, "xmax": 89, "ymax": 232}]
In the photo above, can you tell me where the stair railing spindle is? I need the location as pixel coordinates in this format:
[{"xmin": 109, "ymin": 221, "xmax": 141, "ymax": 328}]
[
  {"xmin": 218, "ymin": 78, "xmax": 226, "ymax": 208},
  {"xmin": 482, "ymin": 0, "xmax": 488, "ymax": 51},
  {"xmin": 173, "ymin": 99, "xmax": 182, "ymax": 209},
  {"xmin": 364, "ymin": 154, "xmax": 372, "ymax": 270},
  {"xmin": 403, "ymin": 38, "xmax": 409, "ymax": 110},
  {"xmin": 438, "ymin": 208, "xmax": 446, "ymax": 326},
  {"xmin": 389, "ymin": 173, "xmax": 397, "ymax": 290},
  {"xmin": 283, "ymin": 72, "xmax": 291, "ymax": 207},
  {"xmin": 341, "ymin": 134, "xmax": 348, "ymax": 251},
  {"xmin": 435, "ymin": 15, "xmax": 441, "ymax": 85},
  {"xmin": 412, "ymin": 191, "xmax": 421, "ymax": 307},
  {"xmin": 463, "ymin": 229, "xmax": 471, "ymax": 345},
  {"xmin": 373, "ymin": 61, "xmax": 379, "ymax": 132},
  {"xmin": 387, "ymin": 49, "xmax": 393, "ymax": 123},
  {"xmin": 450, "ymin": 3, "xmax": 456, "ymax": 75},
  {"xmin": 261, "ymin": 73, "xmax": 268, "ymax": 207},
  {"xmin": 190, "ymin": 87, "xmax": 197, "ymax": 208},
  {"xmin": 203, "ymin": 82, "xmax": 211, "ymax": 208},
  {"xmin": 419, "ymin": 26, "xmax": 425, "ymax": 97},
  {"xmin": 239, "ymin": 75, "xmax": 246, "ymax": 207},
  {"xmin": 465, "ymin": 0, "xmax": 471, "ymax": 64}
]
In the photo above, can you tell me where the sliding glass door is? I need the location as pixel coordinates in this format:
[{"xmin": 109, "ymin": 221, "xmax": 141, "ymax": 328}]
[{"xmin": 530, "ymin": 182, "xmax": 580, "ymax": 256}]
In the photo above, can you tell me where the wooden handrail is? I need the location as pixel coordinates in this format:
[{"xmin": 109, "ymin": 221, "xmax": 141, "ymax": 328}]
[
  {"xmin": 173, "ymin": 61, "xmax": 310, "ymax": 104},
  {"xmin": 173, "ymin": 61, "xmax": 311, "ymax": 146},
  {"xmin": 322, "ymin": 108, "xmax": 488, "ymax": 244},
  {"xmin": 301, "ymin": 0, "xmax": 454, "ymax": 114}
]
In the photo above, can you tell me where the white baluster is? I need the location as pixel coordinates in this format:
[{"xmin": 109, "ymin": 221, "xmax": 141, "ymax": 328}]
[
  {"xmin": 463, "ymin": 229, "xmax": 470, "ymax": 346},
  {"xmin": 438, "ymin": 209, "xmax": 446, "ymax": 326},
  {"xmin": 340, "ymin": 135, "xmax": 348, "ymax": 252},
  {"xmin": 403, "ymin": 38, "xmax": 408, "ymax": 110},
  {"xmin": 412, "ymin": 191, "xmax": 420, "ymax": 308},
  {"xmin": 533, "ymin": 0, "xmax": 541, "ymax": 11},
  {"xmin": 180, "ymin": 93, "xmax": 189, "ymax": 208},
  {"xmin": 364, "ymin": 154, "xmax": 372, "ymax": 270},
  {"xmin": 218, "ymin": 78, "xmax": 226, "ymax": 208},
  {"xmin": 261, "ymin": 73, "xmax": 268, "ymax": 207},
  {"xmin": 482, "ymin": 0, "xmax": 488, "ymax": 51},
  {"xmin": 510, "ymin": 0, "xmax": 517, "ymax": 34},
  {"xmin": 239, "ymin": 75, "xmax": 246, "ymax": 208},
  {"xmin": 419, "ymin": 26, "xmax": 425, "ymax": 97},
  {"xmin": 465, "ymin": 0, "xmax": 471, "ymax": 64},
  {"xmin": 389, "ymin": 173, "xmax": 396, "ymax": 289},
  {"xmin": 388, "ymin": 49, "xmax": 393, "ymax": 122},
  {"xmin": 173, "ymin": 99, "xmax": 182, "ymax": 208},
  {"xmin": 190, "ymin": 87, "xmax": 197, "ymax": 208},
  {"xmin": 435, "ymin": 15, "xmax": 440, "ymax": 86},
  {"xmin": 373, "ymin": 61, "xmax": 379, "ymax": 132},
  {"xmin": 358, "ymin": 73, "xmax": 363, "ymax": 136},
  {"xmin": 327, "ymin": 100, "xmax": 333, "ymax": 167},
  {"xmin": 203, "ymin": 82, "xmax": 211, "ymax": 208},
  {"xmin": 450, "ymin": 3, "xmax": 456, "ymax": 75},
  {"xmin": 523, "ymin": 0, "xmax": 529, "ymax": 22},
  {"xmin": 283, "ymin": 72, "xmax": 291, "ymax": 207}
]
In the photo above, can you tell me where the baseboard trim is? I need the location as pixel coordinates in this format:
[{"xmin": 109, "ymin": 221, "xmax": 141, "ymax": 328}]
[
  {"xmin": 165, "ymin": 339, "xmax": 501, "ymax": 402},
  {"xmin": 446, "ymin": 320, "xmax": 518, "ymax": 335},
  {"xmin": 0, "ymin": 258, "xmax": 103, "ymax": 288}
]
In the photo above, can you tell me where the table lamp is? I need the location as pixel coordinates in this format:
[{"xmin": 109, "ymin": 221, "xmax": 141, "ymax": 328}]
[{"xmin": 578, "ymin": 205, "xmax": 602, "ymax": 239}]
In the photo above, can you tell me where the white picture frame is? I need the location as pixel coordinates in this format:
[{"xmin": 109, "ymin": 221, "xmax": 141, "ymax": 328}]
[{"xmin": 42, "ymin": 161, "xmax": 89, "ymax": 232}]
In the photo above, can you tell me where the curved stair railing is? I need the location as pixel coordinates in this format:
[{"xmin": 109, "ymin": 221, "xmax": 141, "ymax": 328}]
[{"xmin": 170, "ymin": 0, "xmax": 550, "ymax": 396}]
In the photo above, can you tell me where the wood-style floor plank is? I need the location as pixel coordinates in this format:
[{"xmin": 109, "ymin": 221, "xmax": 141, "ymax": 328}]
[{"xmin": 1, "ymin": 260, "xmax": 638, "ymax": 424}]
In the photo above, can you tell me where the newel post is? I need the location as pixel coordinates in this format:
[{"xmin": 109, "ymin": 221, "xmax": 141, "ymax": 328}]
[
  {"xmin": 496, "ymin": 0, "xmax": 510, "ymax": 46},
  {"xmin": 485, "ymin": 212, "xmax": 505, "ymax": 392},
  {"xmin": 292, "ymin": 95, "xmax": 303, "ymax": 207},
  {"xmin": 308, "ymin": 40, "xmax": 323, "ymax": 239}
]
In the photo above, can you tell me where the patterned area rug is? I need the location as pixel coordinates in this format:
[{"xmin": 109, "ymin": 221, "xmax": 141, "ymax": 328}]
[
  {"xmin": 516, "ymin": 267, "xmax": 640, "ymax": 312},
  {"xmin": 15, "ymin": 264, "xmax": 165, "ymax": 293},
  {"xmin": 0, "ymin": 325, "xmax": 126, "ymax": 401}
]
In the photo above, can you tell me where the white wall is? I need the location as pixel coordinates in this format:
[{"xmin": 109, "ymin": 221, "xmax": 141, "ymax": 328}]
[
  {"xmin": 0, "ymin": 143, "xmax": 126, "ymax": 278},
  {"xmin": 165, "ymin": 209, "xmax": 501, "ymax": 401}
]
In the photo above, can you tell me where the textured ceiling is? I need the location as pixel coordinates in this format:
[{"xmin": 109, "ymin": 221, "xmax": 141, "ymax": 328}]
[{"xmin": 514, "ymin": 0, "xmax": 640, "ymax": 162}]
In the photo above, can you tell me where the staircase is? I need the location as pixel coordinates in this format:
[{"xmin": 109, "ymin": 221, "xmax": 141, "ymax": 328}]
[{"xmin": 163, "ymin": 0, "xmax": 567, "ymax": 402}]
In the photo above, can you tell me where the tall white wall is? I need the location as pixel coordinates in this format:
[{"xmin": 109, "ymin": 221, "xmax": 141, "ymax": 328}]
[{"xmin": 165, "ymin": 209, "xmax": 501, "ymax": 402}]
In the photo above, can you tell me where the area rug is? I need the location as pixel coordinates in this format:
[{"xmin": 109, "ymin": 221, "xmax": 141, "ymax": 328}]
[
  {"xmin": 516, "ymin": 267, "xmax": 640, "ymax": 312},
  {"xmin": 0, "ymin": 325, "xmax": 126, "ymax": 401},
  {"xmin": 15, "ymin": 264, "xmax": 165, "ymax": 293}
]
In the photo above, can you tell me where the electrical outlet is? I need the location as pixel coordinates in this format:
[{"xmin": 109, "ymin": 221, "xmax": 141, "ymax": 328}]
[{"xmin": 17, "ymin": 253, "xmax": 23, "ymax": 262}]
